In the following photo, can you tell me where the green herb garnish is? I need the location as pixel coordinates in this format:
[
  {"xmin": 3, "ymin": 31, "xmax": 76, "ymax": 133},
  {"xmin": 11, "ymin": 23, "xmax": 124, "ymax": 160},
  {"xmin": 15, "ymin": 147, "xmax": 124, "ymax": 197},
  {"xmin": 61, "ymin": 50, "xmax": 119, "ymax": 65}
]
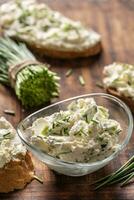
[
  {"xmin": 0, "ymin": 37, "xmax": 60, "ymax": 108},
  {"xmin": 93, "ymin": 155, "xmax": 134, "ymax": 189},
  {"xmin": 57, "ymin": 151, "xmax": 72, "ymax": 156},
  {"xmin": 3, "ymin": 132, "xmax": 11, "ymax": 139},
  {"xmin": 91, "ymin": 119, "xmax": 99, "ymax": 124},
  {"xmin": 83, "ymin": 114, "xmax": 88, "ymax": 123}
]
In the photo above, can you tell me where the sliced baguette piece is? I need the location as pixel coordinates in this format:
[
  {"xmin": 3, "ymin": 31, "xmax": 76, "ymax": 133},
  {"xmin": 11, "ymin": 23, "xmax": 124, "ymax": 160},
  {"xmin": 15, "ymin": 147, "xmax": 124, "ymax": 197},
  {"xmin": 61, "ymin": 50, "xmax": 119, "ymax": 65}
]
[
  {"xmin": 14, "ymin": 37, "xmax": 102, "ymax": 59},
  {"xmin": 106, "ymin": 87, "xmax": 134, "ymax": 113},
  {"xmin": 0, "ymin": 0, "xmax": 101, "ymax": 59},
  {"xmin": 103, "ymin": 62, "xmax": 134, "ymax": 113},
  {"xmin": 0, "ymin": 117, "xmax": 35, "ymax": 193},
  {"xmin": 0, "ymin": 153, "xmax": 34, "ymax": 193}
]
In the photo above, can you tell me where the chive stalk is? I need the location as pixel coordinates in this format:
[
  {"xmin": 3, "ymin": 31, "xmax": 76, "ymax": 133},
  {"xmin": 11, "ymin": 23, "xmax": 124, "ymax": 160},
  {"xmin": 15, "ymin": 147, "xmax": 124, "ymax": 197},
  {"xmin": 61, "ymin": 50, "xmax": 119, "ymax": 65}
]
[
  {"xmin": 33, "ymin": 175, "xmax": 43, "ymax": 184},
  {"xmin": 65, "ymin": 68, "xmax": 73, "ymax": 77},
  {"xmin": 4, "ymin": 109, "xmax": 15, "ymax": 115},
  {"xmin": 0, "ymin": 37, "xmax": 60, "ymax": 108},
  {"xmin": 94, "ymin": 156, "xmax": 134, "ymax": 189},
  {"xmin": 79, "ymin": 75, "xmax": 85, "ymax": 86}
]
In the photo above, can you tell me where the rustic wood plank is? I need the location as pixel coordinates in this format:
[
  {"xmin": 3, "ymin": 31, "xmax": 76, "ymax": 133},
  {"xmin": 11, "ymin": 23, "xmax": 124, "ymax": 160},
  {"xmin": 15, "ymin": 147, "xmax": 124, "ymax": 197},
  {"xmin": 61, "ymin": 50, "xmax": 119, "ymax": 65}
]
[{"xmin": 0, "ymin": 0, "xmax": 134, "ymax": 199}]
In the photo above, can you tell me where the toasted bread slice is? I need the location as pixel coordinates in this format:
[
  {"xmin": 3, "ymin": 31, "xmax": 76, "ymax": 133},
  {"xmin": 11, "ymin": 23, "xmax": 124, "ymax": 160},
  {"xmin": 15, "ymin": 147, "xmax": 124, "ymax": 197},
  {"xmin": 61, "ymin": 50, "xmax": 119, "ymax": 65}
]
[
  {"xmin": 106, "ymin": 87, "xmax": 134, "ymax": 113},
  {"xmin": 0, "ymin": 117, "xmax": 35, "ymax": 193},
  {"xmin": 0, "ymin": 0, "xmax": 101, "ymax": 59},
  {"xmin": 0, "ymin": 153, "xmax": 34, "ymax": 193},
  {"xmin": 103, "ymin": 62, "xmax": 134, "ymax": 113},
  {"xmin": 13, "ymin": 37, "xmax": 101, "ymax": 59}
]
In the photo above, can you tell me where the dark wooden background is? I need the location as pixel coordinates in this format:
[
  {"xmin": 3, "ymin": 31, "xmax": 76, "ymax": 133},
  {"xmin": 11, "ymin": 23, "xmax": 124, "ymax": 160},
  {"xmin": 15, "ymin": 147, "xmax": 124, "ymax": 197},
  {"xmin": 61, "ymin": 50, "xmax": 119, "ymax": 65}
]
[{"xmin": 0, "ymin": 0, "xmax": 134, "ymax": 199}]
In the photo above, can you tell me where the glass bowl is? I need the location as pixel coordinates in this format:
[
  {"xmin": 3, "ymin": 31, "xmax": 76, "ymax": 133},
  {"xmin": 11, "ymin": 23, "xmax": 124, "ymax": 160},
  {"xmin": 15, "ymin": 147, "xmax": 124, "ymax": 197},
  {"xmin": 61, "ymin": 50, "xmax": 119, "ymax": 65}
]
[{"xmin": 17, "ymin": 93, "xmax": 133, "ymax": 176}]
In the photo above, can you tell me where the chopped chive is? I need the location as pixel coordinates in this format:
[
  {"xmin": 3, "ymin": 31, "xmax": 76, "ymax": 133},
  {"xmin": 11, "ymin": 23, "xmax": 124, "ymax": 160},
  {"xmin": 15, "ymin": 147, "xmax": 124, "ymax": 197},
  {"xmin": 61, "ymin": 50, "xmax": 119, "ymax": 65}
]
[
  {"xmin": 79, "ymin": 75, "xmax": 85, "ymax": 86},
  {"xmin": 115, "ymin": 130, "xmax": 122, "ymax": 135},
  {"xmin": 3, "ymin": 132, "xmax": 11, "ymax": 137},
  {"xmin": 37, "ymin": 135, "xmax": 43, "ymax": 139},
  {"xmin": 4, "ymin": 109, "xmax": 15, "ymax": 116},
  {"xmin": 3, "ymin": 132, "xmax": 11, "ymax": 139},
  {"xmin": 91, "ymin": 119, "xmax": 99, "ymax": 124},
  {"xmin": 96, "ymin": 82, "xmax": 104, "ymax": 89},
  {"xmin": 83, "ymin": 114, "xmax": 88, "ymax": 123},
  {"xmin": 57, "ymin": 151, "xmax": 72, "ymax": 156},
  {"xmin": 65, "ymin": 68, "xmax": 73, "ymax": 77},
  {"xmin": 22, "ymin": 124, "xmax": 26, "ymax": 130},
  {"xmin": 33, "ymin": 175, "xmax": 43, "ymax": 184}
]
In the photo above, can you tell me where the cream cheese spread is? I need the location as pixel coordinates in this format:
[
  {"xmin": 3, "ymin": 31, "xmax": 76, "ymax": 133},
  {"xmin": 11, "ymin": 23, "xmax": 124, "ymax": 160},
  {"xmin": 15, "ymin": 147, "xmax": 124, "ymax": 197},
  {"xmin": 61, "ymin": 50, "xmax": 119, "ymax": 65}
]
[
  {"xmin": 0, "ymin": 0, "xmax": 101, "ymax": 52},
  {"xmin": 103, "ymin": 63, "xmax": 134, "ymax": 100},
  {"xmin": 0, "ymin": 117, "xmax": 26, "ymax": 168},
  {"xmin": 26, "ymin": 98, "xmax": 122, "ymax": 163}
]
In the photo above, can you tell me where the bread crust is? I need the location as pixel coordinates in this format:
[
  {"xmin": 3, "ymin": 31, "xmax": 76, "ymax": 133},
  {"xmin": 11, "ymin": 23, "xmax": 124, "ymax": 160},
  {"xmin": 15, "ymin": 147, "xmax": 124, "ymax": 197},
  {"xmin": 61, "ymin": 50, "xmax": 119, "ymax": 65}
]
[
  {"xmin": 11, "ymin": 35, "xmax": 101, "ymax": 59},
  {"xmin": 0, "ymin": 152, "xmax": 34, "ymax": 193},
  {"xmin": 28, "ymin": 40, "xmax": 101, "ymax": 59},
  {"xmin": 106, "ymin": 87, "xmax": 134, "ymax": 113}
]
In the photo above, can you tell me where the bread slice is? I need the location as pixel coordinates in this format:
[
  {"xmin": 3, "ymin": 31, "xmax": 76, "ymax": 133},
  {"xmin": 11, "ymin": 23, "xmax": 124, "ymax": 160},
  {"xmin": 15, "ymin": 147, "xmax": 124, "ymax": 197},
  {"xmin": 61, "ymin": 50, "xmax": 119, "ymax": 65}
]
[
  {"xmin": 0, "ymin": 153, "xmax": 34, "ymax": 193},
  {"xmin": 106, "ymin": 87, "xmax": 134, "ymax": 113},
  {"xmin": 0, "ymin": 0, "xmax": 101, "ymax": 59},
  {"xmin": 103, "ymin": 62, "xmax": 134, "ymax": 113},
  {"xmin": 0, "ymin": 117, "xmax": 35, "ymax": 193},
  {"xmin": 11, "ymin": 36, "xmax": 101, "ymax": 59},
  {"xmin": 15, "ymin": 37, "xmax": 102, "ymax": 59}
]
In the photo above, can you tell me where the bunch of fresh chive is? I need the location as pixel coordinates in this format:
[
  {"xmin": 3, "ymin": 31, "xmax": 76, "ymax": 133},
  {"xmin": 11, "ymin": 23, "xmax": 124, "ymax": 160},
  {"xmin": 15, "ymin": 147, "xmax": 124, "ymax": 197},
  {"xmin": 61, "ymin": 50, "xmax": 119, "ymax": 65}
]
[
  {"xmin": 93, "ymin": 155, "xmax": 134, "ymax": 189},
  {"xmin": 0, "ymin": 37, "xmax": 60, "ymax": 108}
]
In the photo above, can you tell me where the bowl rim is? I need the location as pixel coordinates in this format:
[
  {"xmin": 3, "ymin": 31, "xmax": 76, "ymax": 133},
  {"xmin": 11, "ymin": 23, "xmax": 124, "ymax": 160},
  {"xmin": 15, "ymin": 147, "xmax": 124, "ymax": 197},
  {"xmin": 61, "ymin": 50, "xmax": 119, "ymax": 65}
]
[{"xmin": 17, "ymin": 93, "xmax": 133, "ymax": 167}]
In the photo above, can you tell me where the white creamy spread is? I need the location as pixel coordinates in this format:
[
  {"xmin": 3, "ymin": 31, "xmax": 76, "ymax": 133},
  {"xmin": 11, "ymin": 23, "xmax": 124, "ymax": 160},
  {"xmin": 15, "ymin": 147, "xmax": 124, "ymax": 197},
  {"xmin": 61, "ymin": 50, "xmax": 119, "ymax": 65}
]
[
  {"xmin": 0, "ymin": 0, "xmax": 101, "ymax": 52},
  {"xmin": 26, "ymin": 98, "xmax": 122, "ymax": 163},
  {"xmin": 103, "ymin": 63, "xmax": 134, "ymax": 100},
  {"xmin": 0, "ymin": 117, "xmax": 26, "ymax": 168}
]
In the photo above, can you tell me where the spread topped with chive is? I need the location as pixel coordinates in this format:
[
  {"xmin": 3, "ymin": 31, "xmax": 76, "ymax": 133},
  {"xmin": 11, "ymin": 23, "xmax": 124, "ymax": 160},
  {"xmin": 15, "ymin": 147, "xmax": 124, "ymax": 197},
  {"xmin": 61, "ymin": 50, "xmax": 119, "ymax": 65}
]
[
  {"xmin": 0, "ymin": 0, "xmax": 101, "ymax": 52},
  {"xmin": 26, "ymin": 98, "xmax": 122, "ymax": 163},
  {"xmin": 103, "ymin": 63, "xmax": 134, "ymax": 100},
  {"xmin": 0, "ymin": 117, "xmax": 26, "ymax": 168}
]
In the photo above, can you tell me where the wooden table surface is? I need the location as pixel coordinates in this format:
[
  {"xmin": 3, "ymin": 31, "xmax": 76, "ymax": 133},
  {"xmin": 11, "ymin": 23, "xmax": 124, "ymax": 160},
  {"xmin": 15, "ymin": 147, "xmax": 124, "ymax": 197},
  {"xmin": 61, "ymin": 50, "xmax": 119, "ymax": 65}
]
[{"xmin": 0, "ymin": 0, "xmax": 134, "ymax": 199}]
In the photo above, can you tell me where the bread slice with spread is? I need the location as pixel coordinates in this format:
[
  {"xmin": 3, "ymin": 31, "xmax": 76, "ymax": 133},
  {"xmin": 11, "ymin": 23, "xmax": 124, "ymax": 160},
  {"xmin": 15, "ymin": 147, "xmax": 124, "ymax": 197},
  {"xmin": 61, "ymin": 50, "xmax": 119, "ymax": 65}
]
[
  {"xmin": 0, "ymin": 0, "xmax": 101, "ymax": 59},
  {"xmin": 103, "ymin": 62, "xmax": 134, "ymax": 113},
  {"xmin": 0, "ymin": 117, "xmax": 35, "ymax": 193}
]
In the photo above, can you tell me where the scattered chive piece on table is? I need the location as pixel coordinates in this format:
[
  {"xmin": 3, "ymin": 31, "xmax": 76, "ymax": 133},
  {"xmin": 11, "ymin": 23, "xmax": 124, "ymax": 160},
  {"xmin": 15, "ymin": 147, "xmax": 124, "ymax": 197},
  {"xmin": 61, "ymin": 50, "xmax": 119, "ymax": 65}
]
[
  {"xmin": 94, "ymin": 155, "xmax": 134, "ymax": 190},
  {"xmin": 4, "ymin": 109, "xmax": 15, "ymax": 116},
  {"xmin": 79, "ymin": 75, "xmax": 85, "ymax": 86},
  {"xmin": 96, "ymin": 82, "xmax": 104, "ymax": 89},
  {"xmin": 65, "ymin": 68, "xmax": 73, "ymax": 77},
  {"xmin": 33, "ymin": 175, "xmax": 43, "ymax": 184}
]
